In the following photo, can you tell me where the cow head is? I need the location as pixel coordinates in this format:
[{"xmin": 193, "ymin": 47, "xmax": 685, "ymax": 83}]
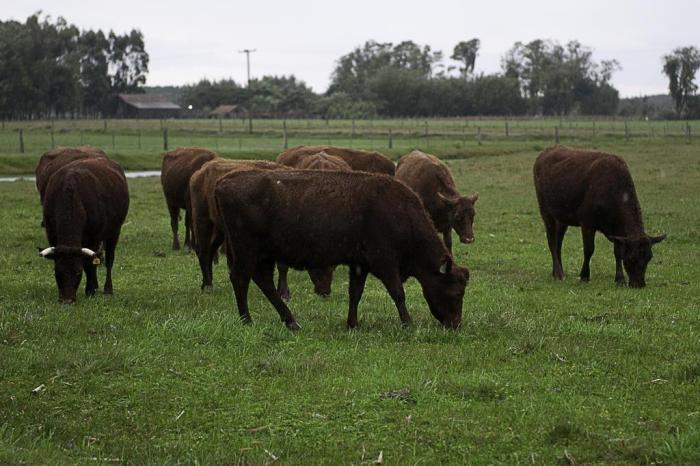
[
  {"xmin": 38, "ymin": 246, "xmax": 101, "ymax": 303},
  {"xmin": 611, "ymin": 234, "xmax": 666, "ymax": 288},
  {"xmin": 308, "ymin": 266, "xmax": 334, "ymax": 298},
  {"xmin": 439, "ymin": 192, "xmax": 479, "ymax": 244},
  {"xmin": 421, "ymin": 255, "xmax": 469, "ymax": 328}
]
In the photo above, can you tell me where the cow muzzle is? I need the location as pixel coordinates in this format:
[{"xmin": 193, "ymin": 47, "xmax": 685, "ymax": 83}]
[{"xmin": 460, "ymin": 236, "xmax": 475, "ymax": 244}]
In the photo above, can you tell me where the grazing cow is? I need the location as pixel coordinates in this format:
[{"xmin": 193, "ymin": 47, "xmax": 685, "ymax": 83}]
[
  {"xmin": 35, "ymin": 146, "xmax": 106, "ymax": 203},
  {"xmin": 161, "ymin": 147, "xmax": 218, "ymax": 250},
  {"xmin": 396, "ymin": 150, "xmax": 479, "ymax": 253},
  {"xmin": 189, "ymin": 158, "xmax": 285, "ymax": 290},
  {"xmin": 39, "ymin": 157, "xmax": 129, "ymax": 303},
  {"xmin": 215, "ymin": 170, "xmax": 469, "ymax": 330},
  {"xmin": 533, "ymin": 146, "xmax": 666, "ymax": 287},
  {"xmin": 275, "ymin": 150, "xmax": 352, "ymax": 298},
  {"xmin": 277, "ymin": 145, "xmax": 395, "ymax": 175}
]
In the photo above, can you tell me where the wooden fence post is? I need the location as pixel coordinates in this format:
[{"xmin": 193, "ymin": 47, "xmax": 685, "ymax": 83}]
[
  {"xmin": 505, "ymin": 119, "xmax": 509, "ymax": 137},
  {"xmin": 50, "ymin": 130, "xmax": 55, "ymax": 149},
  {"xmin": 163, "ymin": 128, "xmax": 168, "ymax": 151},
  {"xmin": 388, "ymin": 129, "xmax": 393, "ymax": 149},
  {"xmin": 80, "ymin": 129, "xmax": 84, "ymax": 145},
  {"xmin": 477, "ymin": 126, "xmax": 482, "ymax": 146},
  {"xmin": 624, "ymin": 120, "xmax": 629, "ymax": 140},
  {"xmin": 283, "ymin": 120, "xmax": 288, "ymax": 149},
  {"xmin": 103, "ymin": 119, "xmax": 107, "ymax": 132},
  {"xmin": 555, "ymin": 126, "xmax": 560, "ymax": 144},
  {"xmin": 19, "ymin": 129, "xmax": 24, "ymax": 154},
  {"xmin": 687, "ymin": 122, "xmax": 692, "ymax": 144},
  {"xmin": 112, "ymin": 132, "xmax": 116, "ymax": 150},
  {"xmin": 219, "ymin": 118, "xmax": 223, "ymax": 133}
]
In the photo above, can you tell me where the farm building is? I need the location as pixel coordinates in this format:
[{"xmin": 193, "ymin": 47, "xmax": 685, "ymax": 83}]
[
  {"xmin": 209, "ymin": 104, "xmax": 247, "ymax": 118},
  {"xmin": 116, "ymin": 94, "xmax": 181, "ymax": 119}
]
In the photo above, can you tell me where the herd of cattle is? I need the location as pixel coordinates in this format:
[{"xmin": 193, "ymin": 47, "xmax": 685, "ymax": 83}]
[{"xmin": 34, "ymin": 143, "xmax": 666, "ymax": 330}]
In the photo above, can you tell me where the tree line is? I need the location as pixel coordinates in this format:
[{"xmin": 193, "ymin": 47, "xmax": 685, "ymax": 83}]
[
  {"xmin": 1, "ymin": 13, "xmax": 698, "ymax": 119},
  {"xmin": 0, "ymin": 13, "xmax": 148, "ymax": 119}
]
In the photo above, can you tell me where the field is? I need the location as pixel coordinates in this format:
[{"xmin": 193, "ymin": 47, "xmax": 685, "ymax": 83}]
[
  {"xmin": 1, "ymin": 132, "xmax": 699, "ymax": 464},
  {"xmin": 0, "ymin": 117, "xmax": 697, "ymax": 176}
]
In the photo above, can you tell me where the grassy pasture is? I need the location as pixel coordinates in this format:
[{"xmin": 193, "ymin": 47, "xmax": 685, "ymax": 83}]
[
  {"xmin": 0, "ymin": 117, "xmax": 697, "ymax": 175},
  {"xmin": 0, "ymin": 139, "xmax": 699, "ymax": 464}
]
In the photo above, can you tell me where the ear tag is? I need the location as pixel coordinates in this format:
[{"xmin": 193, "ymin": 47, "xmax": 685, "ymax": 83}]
[{"xmin": 92, "ymin": 258, "xmax": 101, "ymax": 265}]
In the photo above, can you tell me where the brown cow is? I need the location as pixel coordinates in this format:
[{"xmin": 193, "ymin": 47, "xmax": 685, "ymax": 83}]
[
  {"xmin": 35, "ymin": 146, "xmax": 106, "ymax": 203},
  {"xmin": 275, "ymin": 150, "xmax": 352, "ymax": 298},
  {"xmin": 277, "ymin": 145, "xmax": 395, "ymax": 175},
  {"xmin": 39, "ymin": 156, "xmax": 129, "ymax": 303},
  {"xmin": 533, "ymin": 146, "xmax": 666, "ymax": 287},
  {"xmin": 161, "ymin": 147, "xmax": 218, "ymax": 250},
  {"xmin": 396, "ymin": 150, "xmax": 479, "ymax": 253},
  {"xmin": 189, "ymin": 158, "xmax": 285, "ymax": 290},
  {"xmin": 215, "ymin": 170, "xmax": 469, "ymax": 330}
]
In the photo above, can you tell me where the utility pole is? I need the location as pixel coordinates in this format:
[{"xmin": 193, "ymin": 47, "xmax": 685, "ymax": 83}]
[{"xmin": 239, "ymin": 48, "xmax": 256, "ymax": 134}]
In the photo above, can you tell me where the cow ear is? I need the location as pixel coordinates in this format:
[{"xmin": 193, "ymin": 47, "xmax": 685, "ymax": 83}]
[
  {"xmin": 437, "ymin": 192, "xmax": 458, "ymax": 207},
  {"xmin": 648, "ymin": 233, "xmax": 667, "ymax": 245},
  {"xmin": 467, "ymin": 192, "xmax": 479, "ymax": 204},
  {"xmin": 439, "ymin": 255, "xmax": 453, "ymax": 275},
  {"xmin": 609, "ymin": 235, "xmax": 630, "ymax": 244}
]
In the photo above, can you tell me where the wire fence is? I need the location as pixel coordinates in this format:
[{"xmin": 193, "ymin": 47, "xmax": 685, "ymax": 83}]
[{"xmin": 0, "ymin": 117, "xmax": 696, "ymax": 155}]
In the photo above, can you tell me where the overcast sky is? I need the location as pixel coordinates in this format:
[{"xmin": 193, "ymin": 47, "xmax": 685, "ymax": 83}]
[{"xmin": 4, "ymin": 0, "xmax": 699, "ymax": 97}]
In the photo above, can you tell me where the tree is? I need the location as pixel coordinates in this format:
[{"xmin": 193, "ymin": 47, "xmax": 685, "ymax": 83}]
[
  {"xmin": 328, "ymin": 40, "xmax": 442, "ymax": 99},
  {"xmin": 662, "ymin": 46, "xmax": 700, "ymax": 118},
  {"xmin": 502, "ymin": 39, "xmax": 620, "ymax": 115},
  {"xmin": 451, "ymin": 39, "xmax": 480, "ymax": 78},
  {"xmin": 79, "ymin": 30, "xmax": 110, "ymax": 115}
]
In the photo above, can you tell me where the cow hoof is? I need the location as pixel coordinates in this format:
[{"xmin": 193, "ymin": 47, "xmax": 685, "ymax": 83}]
[
  {"xmin": 615, "ymin": 279, "xmax": 626, "ymax": 287},
  {"xmin": 103, "ymin": 289, "xmax": 113, "ymax": 295},
  {"xmin": 278, "ymin": 290, "xmax": 291, "ymax": 303},
  {"xmin": 86, "ymin": 289, "xmax": 96, "ymax": 297},
  {"xmin": 346, "ymin": 321, "xmax": 358, "ymax": 330},
  {"xmin": 201, "ymin": 284, "xmax": 213, "ymax": 292},
  {"xmin": 172, "ymin": 244, "xmax": 180, "ymax": 251},
  {"xmin": 580, "ymin": 276, "xmax": 590, "ymax": 283},
  {"xmin": 285, "ymin": 321, "xmax": 301, "ymax": 331},
  {"xmin": 240, "ymin": 316, "xmax": 253, "ymax": 325}
]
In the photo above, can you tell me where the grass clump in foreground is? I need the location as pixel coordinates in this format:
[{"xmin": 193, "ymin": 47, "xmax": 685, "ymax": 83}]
[{"xmin": 0, "ymin": 139, "xmax": 699, "ymax": 464}]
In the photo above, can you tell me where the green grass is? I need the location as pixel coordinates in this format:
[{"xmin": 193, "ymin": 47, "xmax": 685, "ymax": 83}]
[
  {"xmin": 0, "ymin": 117, "xmax": 697, "ymax": 175},
  {"xmin": 1, "ymin": 139, "xmax": 699, "ymax": 464}
]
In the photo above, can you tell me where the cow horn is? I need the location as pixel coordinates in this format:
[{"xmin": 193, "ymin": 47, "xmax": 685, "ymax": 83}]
[
  {"xmin": 39, "ymin": 247, "xmax": 56, "ymax": 257},
  {"xmin": 437, "ymin": 192, "xmax": 458, "ymax": 207},
  {"xmin": 81, "ymin": 248, "xmax": 97, "ymax": 257}
]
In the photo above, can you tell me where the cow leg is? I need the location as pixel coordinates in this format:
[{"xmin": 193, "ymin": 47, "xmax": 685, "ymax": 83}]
[
  {"xmin": 542, "ymin": 213, "xmax": 559, "ymax": 278},
  {"xmin": 184, "ymin": 207, "xmax": 192, "ymax": 250},
  {"xmin": 103, "ymin": 236, "xmax": 118, "ymax": 295},
  {"xmin": 553, "ymin": 222, "xmax": 568, "ymax": 279},
  {"xmin": 443, "ymin": 228, "xmax": 453, "ymax": 254},
  {"xmin": 253, "ymin": 260, "xmax": 300, "ymax": 330},
  {"xmin": 168, "ymin": 204, "xmax": 181, "ymax": 250},
  {"xmin": 614, "ymin": 241, "xmax": 625, "ymax": 286},
  {"xmin": 83, "ymin": 257, "xmax": 98, "ymax": 296},
  {"xmin": 375, "ymin": 268, "xmax": 412, "ymax": 326},
  {"xmin": 580, "ymin": 227, "xmax": 595, "ymax": 282},
  {"xmin": 226, "ymin": 243, "xmax": 254, "ymax": 324},
  {"xmin": 347, "ymin": 265, "xmax": 368, "ymax": 329},
  {"xmin": 276, "ymin": 263, "xmax": 291, "ymax": 302}
]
